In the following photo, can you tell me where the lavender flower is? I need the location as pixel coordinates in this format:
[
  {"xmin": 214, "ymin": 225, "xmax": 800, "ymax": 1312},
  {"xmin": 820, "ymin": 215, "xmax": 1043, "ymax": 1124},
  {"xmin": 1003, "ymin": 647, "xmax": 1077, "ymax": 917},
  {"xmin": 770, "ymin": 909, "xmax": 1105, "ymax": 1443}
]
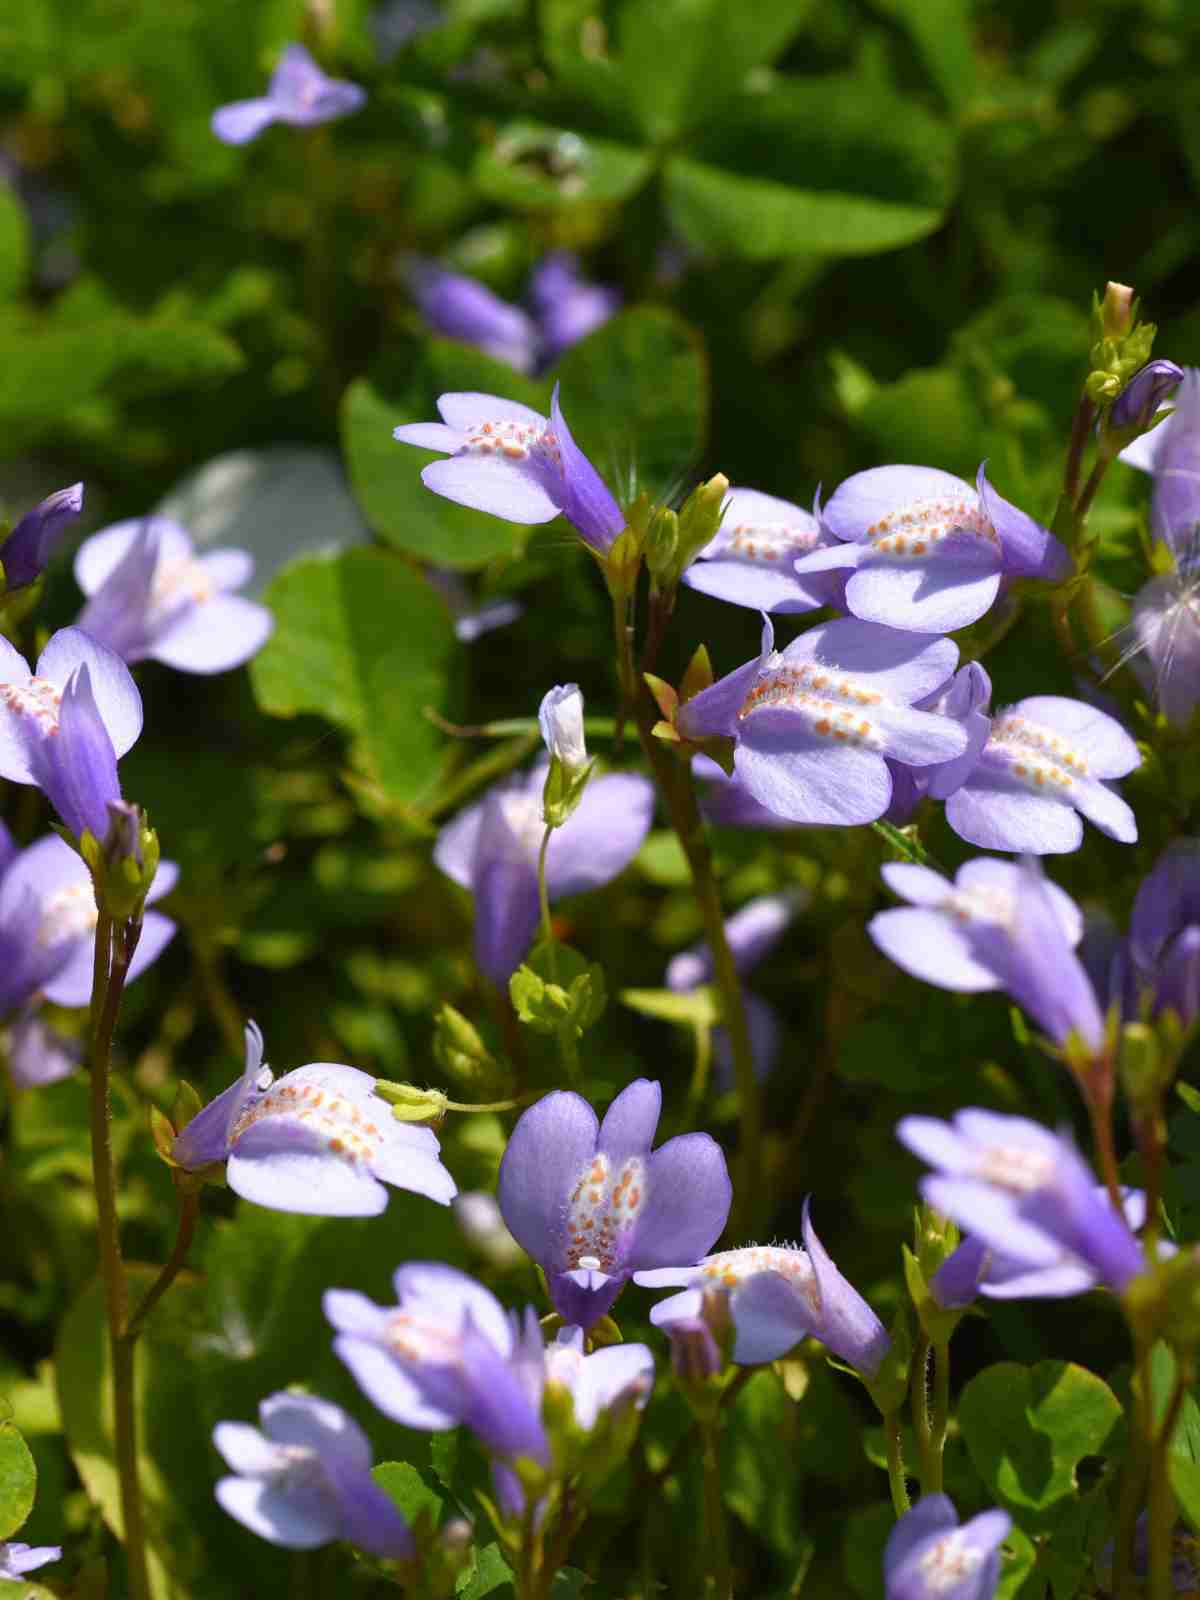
[
  {"xmin": 897, "ymin": 1110, "xmax": 1144, "ymax": 1292},
  {"xmin": 1110, "ymin": 359, "xmax": 1184, "ymax": 433},
  {"xmin": 636, "ymin": 1201, "xmax": 889, "ymax": 1374},
  {"xmin": 433, "ymin": 761, "xmax": 654, "ymax": 986},
  {"xmin": 0, "ymin": 482, "xmax": 83, "ymax": 589},
  {"xmin": 792, "ymin": 465, "xmax": 1070, "ymax": 634},
  {"xmin": 0, "ymin": 1542, "xmax": 61, "ymax": 1579},
  {"xmin": 529, "ymin": 252, "xmax": 620, "ymax": 365},
  {"xmin": 681, "ymin": 487, "xmax": 846, "ymax": 615},
  {"xmin": 394, "ymin": 387, "xmax": 624, "ymax": 552},
  {"xmin": 75, "ymin": 517, "xmax": 273, "ymax": 674},
  {"xmin": 693, "ymin": 754, "xmax": 800, "ymax": 831},
  {"xmin": 884, "ymin": 662, "xmax": 992, "ymax": 824},
  {"xmin": 884, "ymin": 1495, "xmax": 1010, "ymax": 1600},
  {"xmin": 0, "ymin": 627, "xmax": 141, "ymax": 840},
  {"xmin": 1120, "ymin": 366, "xmax": 1200, "ymax": 554},
  {"xmin": 1128, "ymin": 839, "xmax": 1200, "ymax": 1024},
  {"xmin": 1129, "ymin": 561, "xmax": 1200, "ymax": 727},
  {"xmin": 407, "ymin": 260, "xmax": 539, "ymax": 373},
  {"xmin": 932, "ymin": 1189, "xmax": 1147, "ymax": 1307},
  {"xmin": 943, "ymin": 695, "xmax": 1139, "ymax": 853},
  {"xmin": 677, "ymin": 617, "xmax": 968, "ymax": 826},
  {"xmin": 0, "ymin": 832, "xmax": 176, "ymax": 1010},
  {"xmin": 212, "ymin": 44, "xmax": 366, "ymax": 146},
  {"xmin": 172, "ymin": 1022, "xmax": 456, "ymax": 1215},
  {"xmin": 869, "ymin": 856, "xmax": 1104, "ymax": 1052},
  {"xmin": 213, "ymin": 1391, "xmax": 412, "ymax": 1556},
  {"xmin": 497, "ymin": 1078, "xmax": 731, "ymax": 1328},
  {"xmin": 666, "ymin": 892, "xmax": 803, "ymax": 1082},
  {"xmin": 7, "ymin": 1008, "xmax": 82, "ymax": 1088}
]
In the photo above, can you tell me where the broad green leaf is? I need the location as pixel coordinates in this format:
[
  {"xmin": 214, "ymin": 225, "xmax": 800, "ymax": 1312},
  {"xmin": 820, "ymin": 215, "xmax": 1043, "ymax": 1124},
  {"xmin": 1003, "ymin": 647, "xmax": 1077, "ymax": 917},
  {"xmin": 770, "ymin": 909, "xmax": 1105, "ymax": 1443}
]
[
  {"xmin": 474, "ymin": 121, "xmax": 652, "ymax": 210},
  {"xmin": 0, "ymin": 1584, "xmax": 57, "ymax": 1599},
  {"xmin": 157, "ymin": 447, "xmax": 369, "ymax": 599},
  {"xmin": 870, "ymin": 0, "xmax": 978, "ymax": 111},
  {"xmin": 617, "ymin": 0, "xmax": 812, "ymax": 143},
  {"xmin": 997, "ymin": 1526, "xmax": 1039, "ymax": 1598},
  {"xmin": 0, "ymin": 182, "xmax": 30, "ymax": 301},
  {"xmin": 665, "ymin": 77, "xmax": 957, "ymax": 259},
  {"xmin": 552, "ymin": 307, "xmax": 708, "ymax": 500},
  {"xmin": 249, "ymin": 548, "xmax": 456, "ymax": 808},
  {"xmin": 373, "ymin": 1461, "xmax": 444, "ymax": 1527},
  {"xmin": 458, "ymin": 1541, "xmax": 516, "ymax": 1598},
  {"xmin": 342, "ymin": 355, "xmax": 546, "ymax": 569},
  {"xmin": 0, "ymin": 1421, "xmax": 35, "ymax": 1539},
  {"xmin": 858, "ymin": 367, "xmax": 987, "ymax": 480},
  {"xmin": 958, "ymin": 1361, "xmax": 1122, "ymax": 1524},
  {"xmin": 725, "ymin": 1370, "xmax": 809, "ymax": 1562}
]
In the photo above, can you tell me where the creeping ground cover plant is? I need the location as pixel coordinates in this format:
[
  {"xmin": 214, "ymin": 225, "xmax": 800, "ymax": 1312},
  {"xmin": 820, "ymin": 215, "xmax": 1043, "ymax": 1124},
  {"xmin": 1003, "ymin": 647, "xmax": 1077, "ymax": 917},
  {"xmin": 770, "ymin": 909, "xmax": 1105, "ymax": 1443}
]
[{"xmin": 6, "ymin": 4, "xmax": 1200, "ymax": 1598}]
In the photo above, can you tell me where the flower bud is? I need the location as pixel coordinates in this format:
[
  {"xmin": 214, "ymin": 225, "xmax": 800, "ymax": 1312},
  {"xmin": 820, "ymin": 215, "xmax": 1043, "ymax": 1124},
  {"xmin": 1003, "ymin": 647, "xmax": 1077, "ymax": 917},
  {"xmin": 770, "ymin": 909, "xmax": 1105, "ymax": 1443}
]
[
  {"xmin": 643, "ymin": 506, "xmax": 679, "ymax": 581},
  {"xmin": 431, "ymin": 1004, "xmax": 509, "ymax": 1097},
  {"xmin": 372, "ymin": 1081, "xmax": 449, "ymax": 1125},
  {"xmin": 1110, "ymin": 358, "xmax": 1183, "ymax": 432},
  {"xmin": 672, "ymin": 473, "xmax": 729, "ymax": 580},
  {"xmin": 539, "ymin": 684, "xmax": 593, "ymax": 828},
  {"xmin": 81, "ymin": 801, "xmax": 161, "ymax": 920},
  {"xmin": 0, "ymin": 482, "xmax": 83, "ymax": 592},
  {"xmin": 1100, "ymin": 281, "xmax": 1134, "ymax": 339}
]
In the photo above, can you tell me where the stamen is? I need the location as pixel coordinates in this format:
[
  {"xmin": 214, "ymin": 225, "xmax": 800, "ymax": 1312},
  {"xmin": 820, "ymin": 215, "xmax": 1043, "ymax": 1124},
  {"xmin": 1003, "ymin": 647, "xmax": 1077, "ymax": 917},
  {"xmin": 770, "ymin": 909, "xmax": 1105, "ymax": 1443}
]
[
  {"xmin": 977, "ymin": 1144, "xmax": 1054, "ymax": 1193},
  {"xmin": 1, "ymin": 676, "xmax": 62, "ymax": 735},
  {"xmin": 228, "ymin": 1080, "xmax": 383, "ymax": 1168},
  {"xmin": 461, "ymin": 418, "xmax": 561, "ymax": 470},
  {"xmin": 564, "ymin": 1152, "xmax": 647, "ymax": 1272},
  {"xmin": 983, "ymin": 712, "xmax": 1088, "ymax": 793},
  {"xmin": 723, "ymin": 521, "xmax": 821, "ymax": 565},
  {"xmin": 915, "ymin": 1530, "xmax": 983, "ymax": 1593},
  {"xmin": 149, "ymin": 555, "xmax": 215, "ymax": 624},
  {"xmin": 739, "ymin": 662, "xmax": 886, "ymax": 749},
  {"xmin": 940, "ymin": 885, "xmax": 1014, "ymax": 928},
  {"xmin": 698, "ymin": 1245, "xmax": 819, "ymax": 1310},
  {"xmin": 864, "ymin": 496, "xmax": 997, "ymax": 560}
]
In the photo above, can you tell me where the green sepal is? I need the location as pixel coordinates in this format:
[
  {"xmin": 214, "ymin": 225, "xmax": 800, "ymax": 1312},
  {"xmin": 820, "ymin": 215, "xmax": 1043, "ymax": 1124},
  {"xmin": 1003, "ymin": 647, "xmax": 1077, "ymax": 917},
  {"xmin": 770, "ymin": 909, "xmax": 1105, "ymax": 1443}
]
[
  {"xmin": 541, "ymin": 753, "xmax": 594, "ymax": 829},
  {"xmin": 604, "ymin": 526, "xmax": 643, "ymax": 601},
  {"xmin": 902, "ymin": 1242, "xmax": 963, "ymax": 1347},
  {"xmin": 373, "ymin": 1081, "xmax": 449, "ymax": 1125},
  {"xmin": 863, "ymin": 1305, "xmax": 913, "ymax": 1416},
  {"xmin": 643, "ymin": 506, "xmax": 679, "ymax": 581},
  {"xmin": 509, "ymin": 940, "xmax": 606, "ymax": 1037},
  {"xmin": 671, "ymin": 473, "xmax": 729, "ymax": 581}
]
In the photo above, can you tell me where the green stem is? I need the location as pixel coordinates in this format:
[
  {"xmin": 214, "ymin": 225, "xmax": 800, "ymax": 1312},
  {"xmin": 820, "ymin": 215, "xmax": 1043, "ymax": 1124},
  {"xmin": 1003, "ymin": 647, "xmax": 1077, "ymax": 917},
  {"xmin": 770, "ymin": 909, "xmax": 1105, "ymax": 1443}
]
[
  {"xmin": 884, "ymin": 1410, "xmax": 911, "ymax": 1518},
  {"xmin": 537, "ymin": 825, "xmax": 557, "ymax": 982},
  {"xmin": 1063, "ymin": 394, "xmax": 1097, "ymax": 508},
  {"xmin": 911, "ymin": 1335, "xmax": 934, "ymax": 1492},
  {"xmin": 929, "ymin": 1339, "xmax": 951, "ymax": 1495},
  {"xmin": 88, "ymin": 911, "xmax": 151, "ymax": 1600},
  {"xmin": 123, "ymin": 1189, "xmax": 199, "ymax": 1344},
  {"xmin": 1149, "ymin": 1369, "xmax": 1189, "ymax": 1600},
  {"xmin": 1084, "ymin": 1063, "xmax": 1124, "ymax": 1215},
  {"xmin": 686, "ymin": 1018, "xmax": 713, "ymax": 1124},
  {"xmin": 700, "ymin": 1420, "xmax": 733, "ymax": 1600},
  {"xmin": 1114, "ymin": 1341, "xmax": 1153, "ymax": 1598}
]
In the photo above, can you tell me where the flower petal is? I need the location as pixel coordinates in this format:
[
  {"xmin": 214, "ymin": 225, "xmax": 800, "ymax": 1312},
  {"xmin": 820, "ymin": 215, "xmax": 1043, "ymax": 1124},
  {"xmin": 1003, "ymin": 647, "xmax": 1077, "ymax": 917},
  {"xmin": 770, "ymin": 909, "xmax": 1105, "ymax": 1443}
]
[
  {"xmin": 227, "ymin": 1122, "xmax": 390, "ymax": 1216},
  {"xmin": 497, "ymin": 1090, "xmax": 600, "ymax": 1271},
  {"xmin": 729, "ymin": 1272, "xmax": 812, "ymax": 1363},
  {"xmin": 422, "ymin": 456, "xmax": 561, "ymax": 524},
  {"xmin": 392, "ymin": 422, "xmax": 464, "ymax": 453},
  {"xmin": 945, "ymin": 776, "xmax": 1084, "ymax": 854},
  {"xmin": 211, "ymin": 99, "xmax": 281, "ymax": 145},
  {"xmin": 820, "ymin": 465, "xmax": 973, "ymax": 544},
  {"xmin": 545, "ymin": 773, "xmax": 656, "ymax": 899},
  {"xmin": 37, "ymin": 629, "xmax": 142, "ymax": 757},
  {"xmin": 869, "ymin": 907, "xmax": 1004, "ymax": 992},
  {"xmin": 151, "ymin": 594, "xmax": 274, "ymax": 674},
  {"xmin": 634, "ymin": 1133, "xmax": 732, "ymax": 1270},
  {"xmin": 1008, "ymin": 695, "xmax": 1140, "ymax": 778},
  {"xmin": 780, "ymin": 618, "xmax": 960, "ymax": 705},
  {"xmin": 844, "ymin": 543, "xmax": 1002, "ymax": 634},
  {"xmin": 734, "ymin": 738, "xmax": 892, "ymax": 826}
]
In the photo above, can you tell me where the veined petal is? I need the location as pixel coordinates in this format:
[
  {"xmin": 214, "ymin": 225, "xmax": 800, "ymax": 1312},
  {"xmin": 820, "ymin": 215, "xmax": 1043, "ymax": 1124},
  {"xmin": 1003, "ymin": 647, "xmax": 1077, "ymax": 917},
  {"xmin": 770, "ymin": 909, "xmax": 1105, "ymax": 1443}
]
[
  {"xmin": 227, "ymin": 1125, "xmax": 390, "ymax": 1216},
  {"xmin": 729, "ymin": 1272, "xmax": 812, "ymax": 1363},
  {"xmin": 151, "ymin": 594, "xmax": 274, "ymax": 674},
  {"xmin": 392, "ymin": 422, "xmax": 464, "ymax": 453},
  {"xmin": 844, "ymin": 544, "xmax": 1002, "ymax": 634},
  {"xmin": 1006, "ymin": 695, "xmax": 1140, "ymax": 778},
  {"xmin": 596, "ymin": 1079, "xmax": 662, "ymax": 1167},
  {"xmin": 820, "ymin": 465, "xmax": 974, "ymax": 544},
  {"xmin": 422, "ymin": 457, "xmax": 561, "ymax": 524},
  {"xmin": 682, "ymin": 558, "xmax": 830, "ymax": 613},
  {"xmin": 497, "ymin": 1090, "xmax": 600, "ymax": 1271},
  {"xmin": 634, "ymin": 1133, "xmax": 732, "ymax": 1269},
  {"xmin": 779, "ymin": 618, "xmax": 959, "ymax": 705},
  {"xmin": 734, "ymin": 737, "xmax": 892, "ymax": 826},
  {"xmin": 873, "ymin": 702, "xmax": 970, "ymax": 767},
  {"xmin": 1072, "ymin": 778, "xmax": 1138, "ymax": 844},
  {"xmin": 437, "ymin": 393, "xmax": 548, "ymax": 432},
  {"xmin": 37, "ymin": 629, "xmax": 142, "ymax": 757},
  {"xmin": 977, "ymin": 467, "xmax": 1071, "ymax": 580},
  {"xmin": 869, "ymin": 907, "xmax": 1004, "ymax": 993}
]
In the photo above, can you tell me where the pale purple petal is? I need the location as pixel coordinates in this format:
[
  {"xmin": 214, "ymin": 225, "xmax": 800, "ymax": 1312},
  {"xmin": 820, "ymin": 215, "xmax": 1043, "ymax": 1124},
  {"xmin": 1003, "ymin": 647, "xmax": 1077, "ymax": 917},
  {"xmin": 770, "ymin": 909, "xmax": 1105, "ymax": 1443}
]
[
  {"xmin": 1071, "ymin": 779, "xmax": 1138, "ymax": 844},
  {"xmin": 437, "ymin": 393, "xmax": 547, "ymax": 431},
  {"xmin": 633, "ymin": 1133, "xmax": 732, "ymax": 1269},
  {"xmin": 37, "ymin": 628, "xmax": 142, "ymax": 757},
  {"xmin": 151, "ymin": 594, "xmax": 274, "ymax": 674},
  {"xmin": 1007, "ymin": 696, "xmax": 1140, "ymax": 778},
  {"xmin": 408, "ymin": 260, "xmax": 538, "ymax": 373},
  {"xmin": 596, "ymin": 1079, "xmax": 662, "ymax": 1167},
  {"xmin": 869, "ymin": 907, "xmax": 1005, "ymax": 993},
  {"xmin": 733, "ymin": 737, "xmax": 893, "ymax": 826},
  {"xmin": 32, "ymin": 664, "xmax": 121, "ymax": 840},
  {"xmin": 884, "ymin": 1492, "xmax": 957, "ymax": 1572},
  {"xmin": 843, "ymin": 540, "xmax": 1002, "ymax": 634},
  {"xmin": 977, "ymin": 466, "xmax": 1071, "ymax": 580},
  {"xmin": 803, "ymin": 1200, "xmax": 890, "ymax": 1376},
  {"xmin": 392, "ymin": 421, "xmax": 464, "ymax": 453},
  {"xmin": 497, "ymin": 1089, "xmax": 600, "ymax": 1271},
  {"xmin": 945, "ymin": 777, "xmax": 1085, "ymax": 854},
  {"xmin": 42, "ymin": 908, "xmax": 175, "ymax": 1008},
  {"xmin": 879, "ymin": 862, "xmax": 952, "ymax": 905},
  {"xmin": 432, "ymin": 797, "xmax": 484, "ymax": 890},
  {"xmin": 544, "ymin": 772, "xmax": 656, "ymax": 899},
  {"xmin": 200, "ymin": 549, "xmax": 254, "ymax": 591},
  {"xmin": 472, "ymin": 844, "xmax": 540, "ymax": 985},
  {"xmin": 7, "ymin": 1010, "xmax": 81, "ymax": 1087},
  {"xmin": 562, "ymin": 1341, "xmax": 654, "ymax": 1431},
  {"xmin": 216, "ymin": 1476, "xmax": 338, "ymax": 1548},
  {"xmin": 676, "ymin": 616, "xmax": 776, "ymax": 740},
  {"xmin": 778, "ymin": 619, "xmax": 960, "ymax": 705},
  {"xmin": 1, "ymin": 482, "xmax": 83, "ymax": 588},
  {"xmin": 75, "ymin": 519, "xmax": 190, "ymax": 594},
  {"xmin": 550, "ymin": 386, "xmax": 624, "ymax": 554},
  {"xmin": 227, "ymin": 1124, "xmax": 390, "ymax": 1216},
  {"xmin": 820, "ymin": 465, "xmax": 974, "ymax": 544},
  {"xmin": 872, "ymin": 701, "xmax": 970, "ymax": 767},
  {"xmin": 211, "ymin": 99, "xmax": 281, "ymax": 145},
  {"xmin": 422, "ymin": 456, "xmax": 562, "ymax": 524},
  {"xmin": 728, "ymin": 1272, "xmax": 811, "ymax": 1363}
]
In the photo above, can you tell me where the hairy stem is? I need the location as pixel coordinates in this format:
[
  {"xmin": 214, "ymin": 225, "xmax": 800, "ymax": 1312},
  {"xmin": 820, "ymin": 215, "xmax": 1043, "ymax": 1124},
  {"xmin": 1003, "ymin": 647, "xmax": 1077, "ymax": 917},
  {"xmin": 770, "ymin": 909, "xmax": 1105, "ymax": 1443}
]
[
  {"xmin": 929, "ymin": 1339, "xmax": 951, "ymax": 1495},
  {"xmin": 911, "ymin": 1335, "xmax": 934, "ymax": 1493},
  {"xmin": 884, "ymin": 1410, "xmax": 911, "ymax": 1518},
  {"xmin": 88, "ymin": 911, "xmax": 150, "ymax": 1600}
]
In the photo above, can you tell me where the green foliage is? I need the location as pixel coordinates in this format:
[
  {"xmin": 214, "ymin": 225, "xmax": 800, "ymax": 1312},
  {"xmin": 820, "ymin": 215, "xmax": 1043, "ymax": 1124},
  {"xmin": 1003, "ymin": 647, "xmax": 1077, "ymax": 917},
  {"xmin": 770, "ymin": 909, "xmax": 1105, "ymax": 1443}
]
[
  {"xmin": 250, "ymin": 547, "xmax": 456, "ymax": 807},
  {"xmin": 0, "ymin": 1422, "xmax": 36, "ymax": 1540}
]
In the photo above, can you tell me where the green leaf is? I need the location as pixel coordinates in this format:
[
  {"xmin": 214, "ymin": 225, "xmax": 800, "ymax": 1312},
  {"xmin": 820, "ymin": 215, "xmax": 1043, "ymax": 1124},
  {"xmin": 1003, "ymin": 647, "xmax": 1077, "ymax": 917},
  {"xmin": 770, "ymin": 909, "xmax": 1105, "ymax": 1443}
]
[
  {"xmin": 870, "ymin": 0, "xmax": 978, "ymax": 111},
  {"xmin": 342, "ymin": 363, "xmax": 544, "ymax": 569},
  {"xmin": 0, "ymin": 181, "xmax": 30, "ymax": 301},
  {"xmin": 620, "ymin": 986, "xmax": 719, "ymax": 1029},
  {"xmin": 725, "ymin": 1370, "xmax": 809, "ymax": 1562},
  {"xmin": 373, "ymin": 1461, "xmax": 444, "ymax": 1528},
  {"xmin": 0, "ymin": 1584, "xmax": 57, "ymax": 1599},
  {"xmin": 552, "ymin": 307, "xmax": 708, "ymax": 501},
  {"xmin": 156, "ymin": 447, "xmax": 370, "ymax": 599},
  {"xmin": 474, "ymin": 121, "xmax": 652, "ymax": 210},
  {"xmin": 616, "ymin": 0, "xmax": 812, "ymax": 143},
  {"xmin": 858, "ymin": 368, "xmax": 987, "ymax": 480},
  {"xmin": 665, "ymin": 77, "xmax": 957, "ymax": 259},
  {"xmin": 249, "ymin": 548, "xmax": 456, "ymax": 809},
  {"xmin": 458, "ymin": 1541, "xmax": 516, "ymax": 1598},
  {"xmin": 957, "ymin": 1361, "xmax": 1122, "ymax": 1525},
  {"xmin": 0, "ymin": 1420, "xmax": 36, "ymax": 1540}
]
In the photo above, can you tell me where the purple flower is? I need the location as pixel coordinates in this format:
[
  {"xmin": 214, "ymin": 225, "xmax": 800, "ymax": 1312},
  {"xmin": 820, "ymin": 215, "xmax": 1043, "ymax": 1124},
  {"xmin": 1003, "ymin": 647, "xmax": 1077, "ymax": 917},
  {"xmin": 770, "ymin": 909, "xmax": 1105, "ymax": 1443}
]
[
  {"xmin": 677, "ymin": 617, "xmax": 968, "ymax": 826},
  {"xmin": 1110, "ymin": 359, "xmax": 1185, "ymax": 433},
  {"xmin": 693, "ymin": 754, "xmax": 800, "ymax": 831},
  {"xmin": 0, "ymin": 1542, "xmax": 61, "ymax": 1580},
  {"xmin": 0, "ymin": 832, "xmax": 176, "ymax": 1010},
  {"xmin": 75, "ymin": 518, "xmax": 273, "ymax": 674},
  {"xmin": 1120, "ymin": 366, "xmax": 1200, "ymax": 554},
  {"xmin": 394, "ymin": 387, "xmax": 624, "ymax": 553},
  {"xmin": 884, "ymin": 1494, "xmax": 1010, "ymax": 1600},
  {"xmin": 497, "ymin": 1078, "xmax": 731, "ymax": 1328},
  {"xmin": 0, "ymin": 482, "xmax": 83, "ymax": 589},
  {"xmin": 1129, "ymin": 562, "xmax": 1200, "ymax": 727},
  {"xmin": 932, "ymin": 1188, "xmax": 1147, "ymax": 1307},
  {"xmin": 666, "ymin": 892, "xmax": 803, "ymax": 1083},
  {"xmin": 172, "ymin": 1022, "xmax": 456, "ymax": 1215},
  {"xmin": 681, "ymin": 487, "xmax": 846, "ymax": 615},
  {"xmin": 212, "ymin": 44, "xmax": 366, "ymax": 146},
  {"xmin": 884, "ymin": 662, "xmax": 992, "ymax": 824},
  {"xmin": 213, "ymin": 1391, "xmax": 412, "ymax": 1557},
  {"xmin": 870, "ymin": 855, "xmax": 1104, "ymax": 1053},
  {"xmin": 407, "ymin": 260, "xmax": 539, "ymax": 374},
  {"xmin": 636, "ymin": 1201, "xmax": 889, "ymax": 1375},
  {"xmin": 897, "ymin": 1109, "xmax": 1144, "ymax": 1293},
  {"xmin": 793, "ymin": 465, "xmax": 1070, "ymax": 634},
  {"xmin": 0, "ymin": 627, "xmax": 141, "ymax": 840},
  {"xmin": 7, "ymin": 1007, "xmax": 82, "ymax": 1088},
  {"xmin": 943, "ymin": 695, "xmax": 1139, "ymax": 853},
  {"xmin": 529, "ymin": 252, "xmax": 620, "ymax": 365},
  {"xmin": 1128, "ymin": 839, "xmax": 1200, "ymax": 1025},
  {"xmin": 433, "ymin": 761, "xmax": 654, "ymax": 986}
]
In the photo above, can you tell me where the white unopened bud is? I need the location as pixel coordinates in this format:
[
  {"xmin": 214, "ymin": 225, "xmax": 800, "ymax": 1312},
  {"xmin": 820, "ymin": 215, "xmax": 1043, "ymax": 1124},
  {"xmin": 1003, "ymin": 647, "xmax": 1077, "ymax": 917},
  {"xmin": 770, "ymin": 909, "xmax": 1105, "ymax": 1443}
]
[{"xmin": 538, "ymin": 683, "xmax": 587, "ymax": 773}]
